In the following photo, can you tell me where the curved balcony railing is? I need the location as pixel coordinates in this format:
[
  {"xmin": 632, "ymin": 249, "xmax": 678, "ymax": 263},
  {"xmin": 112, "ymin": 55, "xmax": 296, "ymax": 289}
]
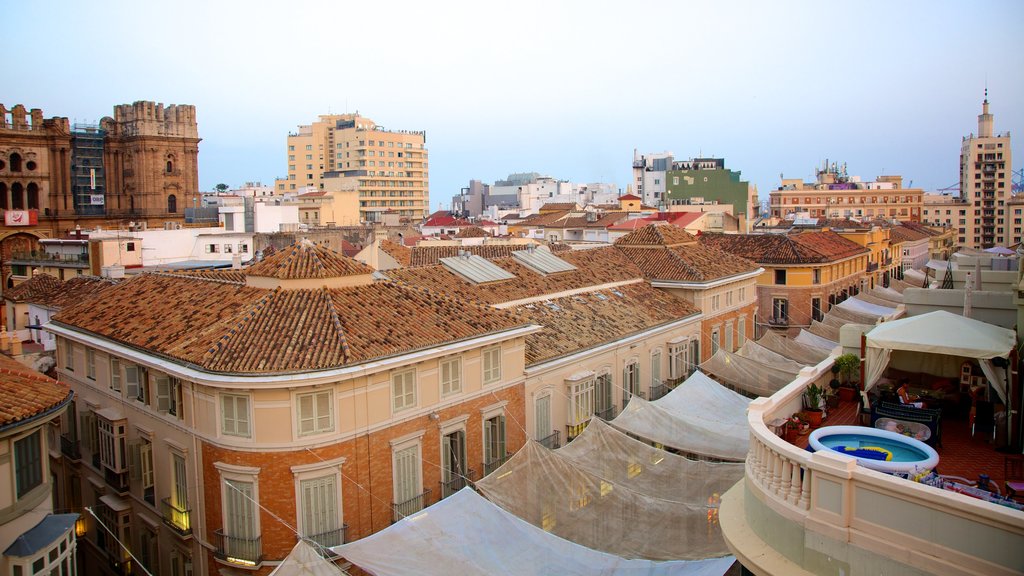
[{"xmin": 724, "ymin": 356, "xmax": 1024, "ymax": 576}]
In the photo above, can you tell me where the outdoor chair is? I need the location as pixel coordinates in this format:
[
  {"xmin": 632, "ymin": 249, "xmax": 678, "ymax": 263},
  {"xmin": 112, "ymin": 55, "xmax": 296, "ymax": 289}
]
[{"xmin": 971, "ymin": 401, "xmax": 996, "ymax": 442}]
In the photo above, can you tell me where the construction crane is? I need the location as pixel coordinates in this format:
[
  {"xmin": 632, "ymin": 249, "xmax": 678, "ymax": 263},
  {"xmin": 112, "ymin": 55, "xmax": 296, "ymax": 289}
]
[
  {"xmin": 1013, "ymin": 168, "xmax": 1024, "ymax": 195},
  {"xmin": 936, "ymin": 182, "xmax": 960, "ymax": 194}
]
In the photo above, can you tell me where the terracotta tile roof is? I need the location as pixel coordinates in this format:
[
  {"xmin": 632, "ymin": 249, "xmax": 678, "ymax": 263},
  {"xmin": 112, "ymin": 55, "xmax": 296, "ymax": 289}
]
[
  {"xmin": 424, "ymin": 213, "xmax": 474, "ymax": 227},
  {"xmin": 3, "ymin": 274, "xmax": 61, "ymax": 303},
  {"xmin": 619, "ymin": 194, "xmax": 641, "ymax": 200},
  {"xmin": 167, "ymin": 270, "xmax": 247, "ymax": 283},
  {"xmin": 888, "ymin": 225, "xmax": 931, "ymax": 244},
  {"xmin": 513, "ymin": 210, "xmax": 572, "ymax": 227},
  {"xmin": 898, "ymin": 221, "xmax": 941, "ymax": 237},
  {"xmin": 539, "ymin": 202, "xmax": 578, "ymax": 211},
  {"xmin": 245, "ymin": 240, "xmax": 374, "ymax": 279},
  {"xmin": 517, "ymin": 282, "xmax": 699, "ymax": 365},
  {"xmin": 454, "ymin": 226, "xmax": 491, "ymax": 238},
  {"xmin": 617, "ymin": 244, "xmax": 758, "ymax": 283},
  {"xmin": 32, "ymin": 276, "xmax": 119, "ymax": 309},
  {"xmin": 614, "ymin": 223, "xmax": 696, "ymax": 247},
  {"xmin": 0, "ymin": 353, "xmax": 71, "ymax": 428},
  {"xmin": 379, "ymin": 240, "xmax": 412, "ymax": 266},
  {"xmin": 389, "ymin": 247, "xmax": 645, "ymax": 305},
  {"xmin": 408, "ymin": 245, "xmax": 524, "ymax": 267},
  {"xmin": 52, "ymin": 273, "xmax": 525, "ymax": 374},
  {"xmin": 515, "ymin": 210, "xmax": 628, "ymax": 230},
  {"xmin": 699, "ymin": 231, "xmax": 868, "ymax": 264}
]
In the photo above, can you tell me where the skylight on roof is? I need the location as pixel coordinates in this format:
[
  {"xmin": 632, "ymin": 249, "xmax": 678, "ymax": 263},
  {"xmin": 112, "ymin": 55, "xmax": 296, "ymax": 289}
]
[
  {"xmin": 594, "ymin": 292, "xmax": 608, "ymax": 300},
  {"xmin": 610, "ymin": 289, "xmax": 624, "ymax": 297},
  {"xmin": 439, "ymin": 254, "xmax": 516, "ymax": 284},
  {"xmin": 512, "ymin": 246, "xmax": 577, "ymax": 275},
  {"xmin": 544, "ymin": 301, "xmax": 562, "ymax": 312}
]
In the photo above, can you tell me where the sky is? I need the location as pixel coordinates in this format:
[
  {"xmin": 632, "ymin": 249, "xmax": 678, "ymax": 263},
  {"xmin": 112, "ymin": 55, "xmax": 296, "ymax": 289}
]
[{"xmin": 4, "ymin": 0, "xmax": 1023, "ymax": 210}]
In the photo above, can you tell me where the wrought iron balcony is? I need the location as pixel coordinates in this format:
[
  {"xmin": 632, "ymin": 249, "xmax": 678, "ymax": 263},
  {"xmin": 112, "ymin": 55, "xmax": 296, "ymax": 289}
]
[
  {"xmin": 566, "ymin": 421, "xmax": 588, "ymax": 442},
  {"xmin": 214, "ymin": 530, "xmax": 262, "ymax": 566},
  {"xmin": 60, "ymin": 434, "xmax": 80, "ymax": 460},
  {"xmin": 440, "ymin": 469, "xmax": 477, "ymax": 499},
  {"xmin": 594, "ymin": 406, "xmax": 617, "ymax": 421},
  {"xmin": 160, "ymin": 497, "xmax": 192, "ymax": 537},
  {"xmin": 883, "ymin": 257, "xmax": 893, "ymax": 267},
  {"xmin": 649, "ymin": 379, "xmax": 670, "ymax": 401},
  {"xmin": 392, "ymin": 489, "xmax": 431, "ymax": 523},
  {"xmin": 768, "ymin": 316, "xmax": 789, "ymax": 327},
  {"xmin": 867, "ymin": 262, "xmax": 879, "ymax": 272},
  {"xmin": 538, "ymin": 430, "xmax": 561, "ymax": 450},
  {"xmin": 483, "ymin": 453, "xmax": 512, "ymax": 477},
  {"xmin": 301, "ymin": 524, "xmax": 348, "ymax": 553}
]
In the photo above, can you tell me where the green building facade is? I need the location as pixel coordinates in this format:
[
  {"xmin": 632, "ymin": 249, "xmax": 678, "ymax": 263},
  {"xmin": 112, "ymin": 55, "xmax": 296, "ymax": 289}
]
[{"xmin": 664, "ymin": 165, "xmax": 750, "ymax": 216}]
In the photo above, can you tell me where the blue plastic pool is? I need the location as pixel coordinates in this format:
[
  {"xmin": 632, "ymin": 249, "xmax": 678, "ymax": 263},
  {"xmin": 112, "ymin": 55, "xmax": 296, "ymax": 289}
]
[{"xmin": 808, "ymin": 425, "xmax": 940, "ymax": 474}]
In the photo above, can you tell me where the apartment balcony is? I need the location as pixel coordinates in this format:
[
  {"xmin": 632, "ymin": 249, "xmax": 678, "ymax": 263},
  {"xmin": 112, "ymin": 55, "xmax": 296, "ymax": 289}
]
[
  {"xmin": 566, "ymin": 421, "xmax": 589, "ymax": 442},
  {"xmin": 9, "ymin": 251, "xmax": 90, "ymax": 269},
  {"xmin": 60, "ymin": 434, "xmax": 80, "ymax": 461},
  {"xmin": 483, "ymin": 454, "xmax": 512, "ymax": 477},
  {"xmin": 300, "ymin": 524, "xmax": 348, "ymax": 553},
  {"xmin": 768, "ymin": 316, "xmax": 790, "ymax": 327},
  {"xmin": 882, "ymin": 257, "xmax": 893, "ymax": 268},
  {"xmin": 214, "ymin": 530, "xmax": 262, "ymax": 567},
  {"xmin": 160, "ymin": 497, "xmax": 192, "ymax": 537},
  {"xmin": 719, "ymin": 360, "xmax": 1024, "ymax": 576},
  {"xmin": 392, "ymin": 489, "xmax": 431, "ymax": 523},
  {"xmin": 440, "ymin": 469, "xmax": 477, "ymax": 499},
  {"xmin": 104, "ymin": 467, "xmax": 130, "ymax": 495},
  {"xmin": 594, "ymin": 405, "xmax": 617, "ymax": 422},
  {"xmin": 649, "ymin": 379, "xmax": 670, "ymax": 401},
  {"xmin": 538, "ymin": 430, "xmax": 561, "ymax": 450},
  {"xmin": 866, "ymin": 262, "xmax": 879, "ymax": 272}
]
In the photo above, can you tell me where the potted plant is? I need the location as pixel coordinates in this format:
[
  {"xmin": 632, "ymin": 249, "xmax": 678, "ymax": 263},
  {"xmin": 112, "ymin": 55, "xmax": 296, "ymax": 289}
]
[
  {"xmin": 794, "ymin": 412, "xmax": 812, "ymax": 435},
  {"xmin": 804, "ymin": 383, "xmax": 824, "ymax": 427},
  {"xmin": 784, "ymin": 415, "xmax": 801, "ymax": 442},
  {"xmin": 834, "ymin": 353, "xmax": 861, "ymax": 402}
]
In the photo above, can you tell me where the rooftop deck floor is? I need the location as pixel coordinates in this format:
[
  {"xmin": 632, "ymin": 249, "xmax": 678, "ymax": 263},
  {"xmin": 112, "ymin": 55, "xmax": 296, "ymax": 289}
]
[{"xmin": 789, "ymin": 398, "xmax": 1012, "ymax": 492}]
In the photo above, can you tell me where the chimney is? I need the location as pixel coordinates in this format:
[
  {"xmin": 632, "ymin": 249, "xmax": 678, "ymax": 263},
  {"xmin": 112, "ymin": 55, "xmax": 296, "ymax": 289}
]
[{"xmin": 232, "ymin": 254, "xmax": 243, "ymax": 270}]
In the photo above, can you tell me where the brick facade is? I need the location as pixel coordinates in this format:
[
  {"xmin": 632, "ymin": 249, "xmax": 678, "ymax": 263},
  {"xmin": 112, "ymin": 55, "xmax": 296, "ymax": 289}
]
[
  {"xmin": 200, "ymin": 383, "xmax": 525, "ymax": 575},
  {"xmin": 700, "ymin": 301, "xmax": 758, "ymax": 360},
  {"xmin": 756, "ymin": 274, "xmax": 865, "ymax": 338}
]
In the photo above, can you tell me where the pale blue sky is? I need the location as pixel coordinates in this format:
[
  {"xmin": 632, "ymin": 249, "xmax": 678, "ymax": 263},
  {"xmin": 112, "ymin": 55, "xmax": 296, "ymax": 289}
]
[{"xmin": 4, "ymin": 0, "xmax": 1022, "ymax": 208}]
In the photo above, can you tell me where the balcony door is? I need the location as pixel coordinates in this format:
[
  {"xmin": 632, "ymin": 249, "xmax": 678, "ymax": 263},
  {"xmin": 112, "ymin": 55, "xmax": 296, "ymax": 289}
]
[{"xmin": 442, "ymin": 430, "xmax": 467, "ymax": 497}]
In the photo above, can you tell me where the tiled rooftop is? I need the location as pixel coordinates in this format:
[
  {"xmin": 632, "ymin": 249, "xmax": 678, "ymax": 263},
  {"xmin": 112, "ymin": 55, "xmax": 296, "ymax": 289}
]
[
  {"xmin": 615, "ymin": 223, "xmax": 697, "ymax": 247},
  {"xmin": 389, "ymin": 246, "xmax": 645, "ymax": 305},
  {"xmin": 454, "ymin": 226, "xmax": 492, "ymax": 238},
  {"xmin": 0, "ymin": 353, "xmax": 71, "ymax": 428},
  {"xmin": 700, "ymin": 230, "xmax": 869, "ymax": 264},
  {"xmin": 31, "ymin": 276, "xmax": 119, "ymax": 309},
  {"xmin": 379, "ymin": 239, "xmax": 412, "ymax": 266},
  {"xmin": 3, "ymin": 273, "xmax": 61, "ymax": 303},
  {"xmin": 516, "ymin": 282, "xmax": 699, "ymax": 365},
  {"xmin": 53, "ymin": 272, "xmax": 526, "ymax": 374},
  {"xmin": 888, "ymin": 225, "xmax": 933, "ymax": 244},
  {"xmin": 407, "ymin": 244, "xmax": 570, "ymax": 268},
  {"xmin": 245, "ymin": 239, "xmax": 375, "ymax": 279},
  {"xmin": 539, "ymin": 202, "xmax": 579, "ymax": 211}
]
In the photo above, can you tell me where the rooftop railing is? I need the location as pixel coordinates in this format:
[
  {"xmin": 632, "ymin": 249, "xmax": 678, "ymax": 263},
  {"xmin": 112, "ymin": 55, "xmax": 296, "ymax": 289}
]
[{"xmin": 214, "ymin": 530, "xmax": 262, "ymax": 566}]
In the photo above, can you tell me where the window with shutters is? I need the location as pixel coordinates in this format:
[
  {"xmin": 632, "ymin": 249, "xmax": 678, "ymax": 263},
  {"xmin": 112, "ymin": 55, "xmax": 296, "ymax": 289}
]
[
  {"xmin": 125, "ymin": 364, "xmax": 146, "ymax": 404},
  {"xmin": 296, "ymin": 390, "xmax": 333, "ymax": 436},
  {"xmin": 86, "ymin": 349, "xmax": 96, "ymax": 380},
  {"xmin": 737, "ymin": 317, "xmax": 746, "ymax": 347},
  {"xmin": 138, "ymin": 527, "xmax": 158, "ymax": 575},
  {"xmin": 440, "ymin": 357, "xmax": 461, "ymax": 396},
  {"xmin": 156, "ymin": 376, "xmax": 183, "ymax": 419},
  {"xmin": 594, "ymin": 372, "xmax": 613, "ymax": 417},
  {"xmin": 392, "ymin": 370, "xmax": 416, "ymax": 412},
  {"xmin": 482, "ymin": 346, "xmax": 501, "ymax": 384},
  {"xmin": 169, "ymin": 549, "xmax": 193, "ymax": 576},
  {"xmin": 170, "ymin": 453, "xmax": 189, "ymax": 532},
  {"xmin": 483, "ymin": 414, "xmax": 507, "ymax": 474},
  {"xmin": 14, "ymin": 431, "xmax": 42, "ymax": 499},
  {"xmin": 299, "ymin": 474, "xmax": 342, "ymax": 546},
  {"xmin": 110, "ymin": 357, "xmax": 121, "ymax": 393},
  {"xmin": 221, "ymin": 394, "xmax": 251, "ymax": 437},
  {"xmin": 63, "ymin": 339, "xmax": 74, "ymax": 371},
  {"xmin": 98, "ymin": 415, "xmax": 128, "ymax": 474},
  {"xmin": 651, "ymin": 350, "xmax": 662, "ymax": 388},
  {"xmin": 393, "ymin": 444, "xmax": 422, "ymax": 510},
  {"xmin": 222, "ymin": 478, "xmax": 259, "ymax": 562},
  {"xmin": 129, "ymin": 437, "xmax": 155, "ymax": 506},
  {"xmin": 669, "ymin": 342, "xmax": 688, "ymax": 379},
  {"xmin": 534, "ymin": 395, "xmax": 551, "ymax": 439},
  {"xmin": 711, "ymin": 329, "xmax": 720, "ymax": 354},
  {"xmin": 623, "ymin": 361, "xmax": 639, "ymax": 403},
  {"xmin": 441, "ymin": 429, "xmax": 468, "ymax": 498},
  {"xmin": 725, "ymin": 323, "xmax": 734, "ymax": 352}
]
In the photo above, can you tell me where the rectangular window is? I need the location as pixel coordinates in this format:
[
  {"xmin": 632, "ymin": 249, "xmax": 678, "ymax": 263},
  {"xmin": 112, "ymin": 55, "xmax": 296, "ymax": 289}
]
[
  {"xmin": 392, "ymin": 370, "xmax": 416, "ymax": 412},
  {"xmin": 300, "ymin": 475, "xmax": 340, "ymax": 545},
  {"xmin": 141, "ymin": 439, "xmax": 154, "ymax": 504},
  {"xmin": 393, "ymin": 444, "xmax": 422, "ymax": 509},
  {"xmin": 297, "ymin": 390, "xmax": 333, "ymax": 435},
  {"xmin": 711, "ymin": 329, "xmax": 720, "ymax": 354},
  {"xmin": 222, "ymin": 394, "xmax": 251, "ymax": 437},
  {"xmin": 63, "ymin": 340, "xmax": 74, "ymax": 371},
  {"xmin": 738, "ymin": 287, "xmax": 746, "ymax": 302},
  {"xmin": 651, "ymin": 350, "xmax": 662, "ymax": 390},
  {"xmin": 594, "ymin": 372, "xmax": 613, "ymax": 417},
  {"xmin": 737, "ymin": 317, "xmax": 746, "ymax": 347},
  {"xmin": 774, "ymin": 269, "xmax": 786, "ymax": 285},
  {"xmin": 440, "ymin": 358, "xmax": 461, "ymax": 396},
  {"xmin": 813, "ymin": 269, "xmax": 821, "ymax": 284},
  {"xmin": 535, "ymin": 395, "xmax": 551, "ymax": 439},
  {"xmin": 224, "ymin": 479, "xmax": 257, "ymax": 553},
  {"xmin": 669, "ymin": 343, "xmax": 688, "ymax": 379},
  {"xmin": 484, "ymin": 414, "xmax": 506, "ymax": 465},
  {"xmin": 725, "ymin": 291, "xmax": 733, "ymax": 306},
  {"xmin": 156, "ymin": 376, "xmax": 183, "ymax": 418},
  {"xmin": 110, "ymin": 357, "xmax": 121, "ymax": 392},
  {"xmin": 86, "ymin": 349, "xmax": 96, "ymax": 380},
  {"xmin": 711, "ymin": 294, "xmax": 720, "ymax": 311},
  {"xmin": 773, "ymin": 298, "xmax": 789, "ymax": 322},
  {"xmin": 482, "ymin": 346, "xmax": 501, "ymax": 384},
  {"xmin": 14, "ymin": 431, "xmax": 42, "ymax": 498},
  {"xmin": 725, "ymin": 324, "xmax": 734, "ymax": 352},
  {"xmin": 98, "ymin": 415, "xmax": 128, "ymax": 473},
  {"xmin": 171, "ymin": 453, "xmax": 189, "ymax": 526},
  {"xmin": 812, "ymin": 297, "xmax": 823, "ymax": 322},
  {"xmin": 569, "ymin": 379, "xmax": 594, "ymax": 425},
  {"xmin": 623, "ymin": 362, "xmax": 640, "ymax": 402}
]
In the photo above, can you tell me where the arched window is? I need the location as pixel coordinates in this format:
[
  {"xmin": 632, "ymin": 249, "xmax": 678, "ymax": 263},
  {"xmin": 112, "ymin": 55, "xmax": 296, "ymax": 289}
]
[
  {"xmin": 26, "ymin": 183, "xmax": 38, "ymax": 210},
  {"xmin": 166, "ymin": 160, "xmax": 173, "ymax": 173},
  {"xmin": 9, "ymin": 153, "xmax": 22, "ymax": 172},
  {"xmin": 0, "ymin": 183, "xmax": 7, "ymax": 210},
  {"xmin": 10, "ymin": 183, "xmax": 24, "ymax": 210},
  {"xmin": 167, "ymin": 194, "xmax": 177, "ymax": 213}
]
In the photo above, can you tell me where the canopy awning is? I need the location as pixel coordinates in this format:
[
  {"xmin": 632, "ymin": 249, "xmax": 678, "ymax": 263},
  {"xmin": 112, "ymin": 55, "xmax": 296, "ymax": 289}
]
[
  {"xmin": 756, "ymin": 330, "xmax": 831, "ymax": 365},
  {"xmin": 332, "ymin": 488, "xmax": 736, "ymax": 576},
  {"xmin": 699, "ymin": 349, "xmax": 799, "ymax": 398},
  {"xmin": 795, "ymin": 329, "xmax": 837, "ymax": 351},
  {"xmin": 837, "ymin": 296, "xmax": 898, "ymax": 318}
]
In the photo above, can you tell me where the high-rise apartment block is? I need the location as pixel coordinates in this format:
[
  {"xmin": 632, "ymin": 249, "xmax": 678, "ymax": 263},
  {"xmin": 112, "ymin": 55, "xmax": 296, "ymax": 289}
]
[
  {"xmin": 769, "ymin": 163, "xmax": 923, "ymax": 224},
  {"xmin": 275, "ymin": 114, "xmax": 429, "ymax": 223},
  {"xmin": 960, "ymin": 94, "xmax": 1012, "ymax": 248}
]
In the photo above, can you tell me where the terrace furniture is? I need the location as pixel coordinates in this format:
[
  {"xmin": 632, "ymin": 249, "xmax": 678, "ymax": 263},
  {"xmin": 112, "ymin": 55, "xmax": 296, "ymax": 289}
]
[
  {"xmin": 1006, "ymin": 455, "xmax": 1024, "ymax": 502},
  {"xmin": 875, "ymin": 417, "xmax": 931, "ymax": 442},
  {"xmin": 872, "ymin": 401, "xmax": 942, "ymax": 448},
  {"xmin": 971, "ymin": 400, "xmax": 996, "ymax": 442}
]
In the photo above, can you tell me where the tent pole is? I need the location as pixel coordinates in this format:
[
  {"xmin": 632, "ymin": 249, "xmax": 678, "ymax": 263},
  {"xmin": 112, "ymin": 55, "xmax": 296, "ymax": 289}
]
[{"xmin": 860, "ymin": 333, "xmax": 866, "ymax": 391}]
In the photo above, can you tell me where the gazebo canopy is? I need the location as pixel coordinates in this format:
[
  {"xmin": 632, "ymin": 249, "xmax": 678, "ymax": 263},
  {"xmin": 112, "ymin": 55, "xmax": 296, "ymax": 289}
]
[{"xmin": 865, "ymin": 310, "xmax": 1015, "ymax": 359}]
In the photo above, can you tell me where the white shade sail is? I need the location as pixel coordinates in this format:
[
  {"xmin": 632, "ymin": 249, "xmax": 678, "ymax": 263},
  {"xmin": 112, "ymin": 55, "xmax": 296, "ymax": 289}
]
[
  {"xmin": 737, "ymin": 340, "xmax": 807, "ymax": 372},
  {"xmin": 333, "ymin": 488, "xmax": 736, "ymax": 576},
  {"xmin": 795, "ymin": 329, "xmax": 838, "ymax": 351},
  {"xmin": 699, "ymin": 349, "xmax": 799, "ymax": 398},
  {"xmin": 757, "ymin": 330, "xmax": 831, "ymax": 365}
]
